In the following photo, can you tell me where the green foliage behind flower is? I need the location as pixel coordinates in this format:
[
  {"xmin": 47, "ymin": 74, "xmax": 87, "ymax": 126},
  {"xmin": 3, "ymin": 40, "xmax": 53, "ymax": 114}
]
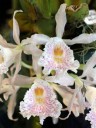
[{"xmin": 9, "ymin": 0, "xmax": 89, "ymax": 37}]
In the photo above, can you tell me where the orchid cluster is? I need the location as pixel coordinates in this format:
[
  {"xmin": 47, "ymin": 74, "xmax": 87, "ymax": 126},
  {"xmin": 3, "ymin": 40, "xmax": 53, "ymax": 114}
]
[{"xmin": 1, "ymin": 2, "xmax": 96, "ymax": 127}]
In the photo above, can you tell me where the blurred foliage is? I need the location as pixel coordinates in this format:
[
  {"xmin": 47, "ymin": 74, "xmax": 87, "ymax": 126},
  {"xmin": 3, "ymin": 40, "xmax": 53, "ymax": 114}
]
[
  {"xmin": 66, "ymin": 3, "xmax": 89, "ymax": 23},
  {"xmin": 64, "ymin": 0, "xmax": 91, "ymax": 6},
  {"xmin": 8, "ymin": 0, "xmax": 89, "ymax": 38}
]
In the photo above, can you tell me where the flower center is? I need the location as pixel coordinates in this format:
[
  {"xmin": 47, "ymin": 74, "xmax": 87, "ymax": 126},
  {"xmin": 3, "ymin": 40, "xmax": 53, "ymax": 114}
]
[
  {"xmin": 0, "ymin": 54, "xmax": 4, "ymax": 64},
  {"xmin": 34, "ymin": 87, "xmax": 44, "ymax": 103},
  {"xmin": 54, "ymin": 46, "xmax": 64, "ymax": 63},
  {"xmin": 54, "ymin": 46, "xmax": 63, "ymax": 56}
]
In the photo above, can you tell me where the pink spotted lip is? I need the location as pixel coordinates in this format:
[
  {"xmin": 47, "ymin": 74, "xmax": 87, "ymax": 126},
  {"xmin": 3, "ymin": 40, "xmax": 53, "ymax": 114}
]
[
  {"xmin": 38, "ymin": 37, "xmax": 79, "ymax": 75},
  {"xmin": 19, "ymin": 79, "xmax": 62, "ymax": 124}
]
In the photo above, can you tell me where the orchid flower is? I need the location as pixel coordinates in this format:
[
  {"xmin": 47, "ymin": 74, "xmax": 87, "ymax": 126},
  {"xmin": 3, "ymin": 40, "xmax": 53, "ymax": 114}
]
[
  {"xmin": 0, "ymin": 10, "xmax": 24, "ymax": 84},
  {"xmin": 38, "ymin": 37, "xmax": 79, "ymax": 75},
  {"xmin": 21, "ymin": 4, "xmax": 79, "ymax": 86},
  {"xmin": 84, "ymin": 10, "xmax": 96, "ymax": 25},
  {"xmin": 85, "ymin": 110, "xmax": 96, "ymax": 128},
  {"xmin": 19, "ymin": 79, "xmax": 62, "ymax": 125}
]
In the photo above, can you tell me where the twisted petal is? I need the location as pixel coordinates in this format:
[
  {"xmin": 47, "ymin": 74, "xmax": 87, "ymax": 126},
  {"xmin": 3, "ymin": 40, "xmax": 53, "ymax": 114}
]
[
  {"xmin": 64, "ymin": 33, "xmax": 96, "ymax": 45},
  {"xmin": 52, "ymin": 84, "xmax": 85, "ymax": 117},
  {"xmin": 22, "ymin": 37, "xmax": 43, "ymax": 75},
  {"xmin": 55, "ymin": 4, "xmax": 67, "ymax": 38},
  {"xmin": 11, "ymin": 53, "xmax": 21, "ymax": 84},
  {"xmin": 10, "ymin": 75, "xmax": 35, "ymax": 86},
  {"xmin": 7, "ymin": 86, "xmax": 20, "ymax": 121},
  {"xmin": 85, "ymin": 86, "xmax": 96, "ymax": 110},
  {"xmin": 45, "ymin": 71, "xmax": 74, "ymax": 86},
  {"xmin": 13, "ymin": 10, "xmax": 23, "ymax": 44},
  {"xmin": 31, "ymin": 34, "xmax": 50, "ymax": 45}
]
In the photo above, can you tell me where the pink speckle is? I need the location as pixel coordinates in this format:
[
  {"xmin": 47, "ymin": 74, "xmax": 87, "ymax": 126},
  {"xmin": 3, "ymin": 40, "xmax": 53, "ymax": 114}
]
[
  {"xmin": 19, "ymin": 79, "xmax": 62, "ymax": 124},
  {"xmin": 38, "ymin": 37, "xmax": 79, "ymax": 75},
  {"xmin": 85, "ymin": 109, "xmax": 96, "ymax": 128}
]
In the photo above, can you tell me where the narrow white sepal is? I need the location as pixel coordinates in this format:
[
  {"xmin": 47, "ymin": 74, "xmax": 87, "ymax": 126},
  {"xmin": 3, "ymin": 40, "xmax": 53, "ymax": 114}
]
[{"xmin": 55, "ymin": 4, "xmax": 67, "ymax": 38}]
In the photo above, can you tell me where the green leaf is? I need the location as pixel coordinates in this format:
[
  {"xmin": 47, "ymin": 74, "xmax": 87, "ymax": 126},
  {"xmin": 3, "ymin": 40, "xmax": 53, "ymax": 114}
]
[
  {"xmin": 36, "ymin": 18, "xmax": 55, "ymax": 36},
  {"xmin": 48, "ymin": 0, "xmax": 64, "ymax": 15},
  {"xmin": 66, "ymin": 3, "xmax": 89, "ymax": 23},
  {"xmin": 33, "ymin": 0, "xmax": 64, "ymax": 18},
  {"xmin": 19, "ymin": 0, "xmax": 37, "ymax": 21},
  {"xmin": 65, "ymin": 0, "xmax": 91, "ymax": 6},
  {"xmin": 33, "ymin": 0, "xmax": 51, "ymax": 18}
]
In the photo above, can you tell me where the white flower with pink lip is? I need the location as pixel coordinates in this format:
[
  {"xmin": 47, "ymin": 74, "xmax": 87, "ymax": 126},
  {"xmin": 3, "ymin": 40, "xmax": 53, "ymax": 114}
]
[
  {"xmin": 38, "ymin": 37, "xmax": 79, "ymax": 75},
  {"xmin": 19, "ymin": 79, "xmax": 62, "ymax": 124},
  {"xmin": 85, "ymin": 110, "xmax": 96, "ymax": 128}
]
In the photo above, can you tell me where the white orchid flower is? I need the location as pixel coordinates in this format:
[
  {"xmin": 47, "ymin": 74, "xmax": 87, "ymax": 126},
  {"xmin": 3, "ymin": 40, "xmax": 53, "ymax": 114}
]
[
  {"xmin": 38, "ymin": 37, "xmax": 79, "ymax": 75},
  {"xmin": 84, "ymin": 10, "xmax": 96, "ymax": 25},
  {"xmin": 21, "ymin": 4, "xmax": 69, "ymax": 75},
  {"xmin": 85, "ymin": 109, "xmax": 96, "ymax": 128},
  {"xmin": 20, "ymin": 79, "xmax": 62, "ymax": 125},
  {"xmin": 0, "ymin": 10, "xmax": 24, "ymax": 84},
  {"xmin": 20, "ymin": 4, "xmax": 78, "ymax": 86}
]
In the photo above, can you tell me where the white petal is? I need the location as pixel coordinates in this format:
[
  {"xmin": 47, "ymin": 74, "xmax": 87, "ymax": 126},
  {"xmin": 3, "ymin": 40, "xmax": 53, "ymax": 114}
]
[
  {"xmin": 85, "ymin": 85, "xmax": 96, "ymax": 109},
  {"xmin": 13, "ymin": 10, "xmax": 23, "ymax": 44},
  {"xmin": 31, "ymin": 34, "xmax": 50, "ymax": 45},
  {"xmin": 39, "ymin": 116, "xmax": 45, "ymax": 125},
  {"xmin": 23, "ymin": 42, "xmax": 43, "ymax": 75},
  {"xmin": 45, "ymin": 72, "xmax": 74, "ymax": 86},
  {"xmin": 11, "ymin": 53, "xmax": 21, "ymax": 84},
  {"xmin": 55, "ymin": 4, "xmax": 67, "ymax": 38},
  {"xmin": 81, "ymin": 51, "xmax": 96, "ymax": 78},
  {"xmin": 64, "ymin": 33, "xmax": 96, "ymax": 45},
  {"xmin": 0, "ymin": 35, "xmax": 16, "ymax": 48},
  {"xmin": 3, "ymin": 92, "xmax": 11, "ymax": 100},
  {"xmin": 0, "ymin": 98, "xmax": 3, "ymax": 102},
  {"xmin": 51, "ymin": 84, "xmax": 81, "ymax": 116},
  {"xmin": 84, "ymin": 10, "xmax": 96, "ymax": 25},
  {"xmin": 7, "ymin": 86, "xmax": 20, "ymax": 121},
  {"xmin": 10, "ymin": 75, "xmax": 35, "ymax": 86},
  {"xmin": 52, "ymin": 118, "xmax": 58, "ymax": 124}
]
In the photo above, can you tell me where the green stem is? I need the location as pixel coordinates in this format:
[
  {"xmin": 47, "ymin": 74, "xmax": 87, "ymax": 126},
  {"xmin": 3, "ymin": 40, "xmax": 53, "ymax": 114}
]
[
  {"xmin": 21, "ymin": 61, "xmax": 32, "ymax": 69},
  {"xmin": 79, "ymin": 64, "xmax": 85, "ymax": 70},
  {"xmin": 19, "ymin": 84, "xmax": 32, "ymax": 88}
]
